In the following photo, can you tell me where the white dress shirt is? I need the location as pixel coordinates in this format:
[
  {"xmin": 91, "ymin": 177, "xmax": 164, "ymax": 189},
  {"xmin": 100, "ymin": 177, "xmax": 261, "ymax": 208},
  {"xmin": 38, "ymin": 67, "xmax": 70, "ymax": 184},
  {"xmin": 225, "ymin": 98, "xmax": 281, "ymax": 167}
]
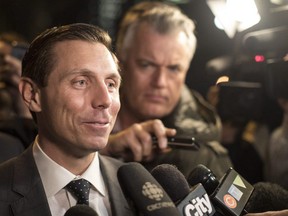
[{"xmin": 33, "ymin": 137, "xmax": 111, "ymax": 216}]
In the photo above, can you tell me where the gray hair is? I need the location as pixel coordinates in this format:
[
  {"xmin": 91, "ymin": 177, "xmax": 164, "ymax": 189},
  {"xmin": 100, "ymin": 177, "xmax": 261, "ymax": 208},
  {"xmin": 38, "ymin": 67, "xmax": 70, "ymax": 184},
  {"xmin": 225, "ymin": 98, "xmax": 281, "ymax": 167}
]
[{"xmin": 116, "ymin": 1, "xmax": 197, "ymax": 61}]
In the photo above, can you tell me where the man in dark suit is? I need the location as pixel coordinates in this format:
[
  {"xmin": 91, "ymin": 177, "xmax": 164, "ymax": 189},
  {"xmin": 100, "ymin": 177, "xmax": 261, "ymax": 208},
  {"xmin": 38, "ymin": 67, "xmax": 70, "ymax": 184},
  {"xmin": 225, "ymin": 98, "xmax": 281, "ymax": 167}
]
[{"xmin": 0, "ymin": 23, "xmax": 136, "ymax": 216}]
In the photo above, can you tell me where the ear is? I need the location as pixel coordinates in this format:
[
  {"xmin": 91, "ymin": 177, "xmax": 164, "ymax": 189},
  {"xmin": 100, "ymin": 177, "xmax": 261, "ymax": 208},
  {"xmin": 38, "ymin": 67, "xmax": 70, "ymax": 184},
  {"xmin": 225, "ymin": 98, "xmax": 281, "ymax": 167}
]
[{"xmin": 18, "ymin": 77, "xmax": 42, "ymax": 112}]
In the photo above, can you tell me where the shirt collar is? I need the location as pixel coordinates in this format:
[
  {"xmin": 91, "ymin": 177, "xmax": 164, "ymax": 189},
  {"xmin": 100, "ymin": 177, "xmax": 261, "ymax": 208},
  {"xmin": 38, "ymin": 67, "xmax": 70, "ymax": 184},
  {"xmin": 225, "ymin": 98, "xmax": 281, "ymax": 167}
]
[{"xmin": 33, "ymin": 136, "xmax": 106, "ymax": 198}]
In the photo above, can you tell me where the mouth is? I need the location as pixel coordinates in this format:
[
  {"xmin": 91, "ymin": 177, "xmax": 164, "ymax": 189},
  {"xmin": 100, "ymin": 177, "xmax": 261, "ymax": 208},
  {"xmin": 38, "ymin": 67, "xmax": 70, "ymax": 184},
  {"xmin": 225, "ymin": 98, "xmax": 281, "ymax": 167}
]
[
  {"xmin": 145, "ymin": 93, "xmax": 167, "ymax": 103},
  {"xmin": 81, "ymin": 122, "xmax": 111, "ymax": 136},
  {"xmin": 81, "ymin": 118, "xmax": 111, "ymax": 129},
  {"xmin": 83, "ymin": 120, "xmax": 110, "ymax": 126}
]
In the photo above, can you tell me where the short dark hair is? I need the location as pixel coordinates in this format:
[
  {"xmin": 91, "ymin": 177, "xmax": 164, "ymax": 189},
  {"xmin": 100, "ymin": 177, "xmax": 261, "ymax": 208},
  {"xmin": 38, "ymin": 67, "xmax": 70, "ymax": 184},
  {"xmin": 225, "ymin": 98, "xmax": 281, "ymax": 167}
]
[{"xmin": 22, "ymin": 23, "xmax": 114, "ymax": 87}]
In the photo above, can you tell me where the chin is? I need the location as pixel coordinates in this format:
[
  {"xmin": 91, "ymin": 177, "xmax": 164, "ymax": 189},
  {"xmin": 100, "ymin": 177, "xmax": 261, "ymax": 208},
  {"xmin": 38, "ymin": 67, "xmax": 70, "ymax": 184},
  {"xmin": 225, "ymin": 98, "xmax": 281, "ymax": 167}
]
[
  {"xmin": 142, "ymin": 108, "xmax": 170, "ymax": 119},
  {"xmin": 142, "ymin": 112, "xmax": 165, "ymax": 120},
  {"xmin": 86, "ymin": 137, "xmax": 108, "ymax": 150}
]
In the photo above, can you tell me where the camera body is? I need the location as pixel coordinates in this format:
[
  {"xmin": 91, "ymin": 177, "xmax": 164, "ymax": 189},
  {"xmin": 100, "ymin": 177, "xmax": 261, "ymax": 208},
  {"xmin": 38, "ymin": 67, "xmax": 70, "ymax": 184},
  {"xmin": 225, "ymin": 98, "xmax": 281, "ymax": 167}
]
[
  {"xmin": 265, "ymin": 61, "xmax": 288, "ymax": 100},
  {"xmin": 217, "ymin": 81, "xmax": 264, "ymax": 122}
]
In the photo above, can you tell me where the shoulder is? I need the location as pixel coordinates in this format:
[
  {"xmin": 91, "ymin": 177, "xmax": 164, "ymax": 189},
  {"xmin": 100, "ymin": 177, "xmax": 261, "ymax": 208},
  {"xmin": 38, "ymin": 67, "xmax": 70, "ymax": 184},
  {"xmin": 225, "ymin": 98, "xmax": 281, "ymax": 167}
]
[
  {"xmin": 182, "ymin": 86, "xmax": 216, "ymax": 111},
  {"xmin": 0, "ymin": 154, "xmax": 20, "ymax": 190},
  {"xmin": 0, "ymin": 132, "xmax": 25, "ymax": 163},
  {"xmin": 99, "ymin": 156, "xmax": 138, "ymax": 216},
  {"xmin": 0, "ymin": 156, "xmax": 17, "ymax": 175},
  {"xmin": 99, "ymin": 155, "xmax": 125, "ymax": 167},
  {"xmin": 179, "ymin": 86, "xmax": 220, "ymax": 125},
  {"xmin": 203, "ymin": 140, "xmax": 229, "ymax": 156},
  {"xmin": 197, "ymin": 141, "xmax": 233, "ymax": 177},
  {"xmin": 99, "ymin": 155, "xmax": 126, "ymax": 175},
  {"xmin": 0, "ymin": 146, "xmax": 33, "ymax": 177}
]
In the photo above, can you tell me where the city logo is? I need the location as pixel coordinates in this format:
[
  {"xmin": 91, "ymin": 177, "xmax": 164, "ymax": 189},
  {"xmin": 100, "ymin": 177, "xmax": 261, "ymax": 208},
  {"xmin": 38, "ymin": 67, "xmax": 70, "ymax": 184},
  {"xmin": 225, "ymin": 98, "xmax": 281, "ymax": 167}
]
[{"xmin": 184, "ymin": 194, "xmax": 213, "ymax": 216}]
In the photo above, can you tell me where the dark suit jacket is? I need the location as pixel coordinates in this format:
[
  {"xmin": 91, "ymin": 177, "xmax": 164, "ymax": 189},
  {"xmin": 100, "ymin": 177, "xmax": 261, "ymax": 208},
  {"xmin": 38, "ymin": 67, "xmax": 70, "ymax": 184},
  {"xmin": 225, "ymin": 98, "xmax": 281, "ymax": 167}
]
[
  {"xmin": 0, "ymin": 145, "xmax": 136, "ymax": 216},
  {"xmin": 0, "ymin": 132, "xmax": 24, "ymax": 163}
]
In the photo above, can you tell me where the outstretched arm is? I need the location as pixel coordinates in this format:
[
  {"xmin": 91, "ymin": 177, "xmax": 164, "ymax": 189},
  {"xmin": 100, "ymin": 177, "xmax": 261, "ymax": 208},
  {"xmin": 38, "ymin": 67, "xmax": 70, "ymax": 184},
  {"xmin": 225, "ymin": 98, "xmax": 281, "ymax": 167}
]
[{"xmin": 101, "ymin": 119, "xmax": 176, "ymax": 162}]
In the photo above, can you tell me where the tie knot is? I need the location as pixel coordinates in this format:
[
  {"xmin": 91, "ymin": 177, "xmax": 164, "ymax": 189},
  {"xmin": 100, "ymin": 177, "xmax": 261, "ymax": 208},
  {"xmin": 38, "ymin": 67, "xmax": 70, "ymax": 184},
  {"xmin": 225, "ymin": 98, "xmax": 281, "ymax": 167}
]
[{"xmin": 66, "ymin": 179, "xmax": 91, "ymax": 205}]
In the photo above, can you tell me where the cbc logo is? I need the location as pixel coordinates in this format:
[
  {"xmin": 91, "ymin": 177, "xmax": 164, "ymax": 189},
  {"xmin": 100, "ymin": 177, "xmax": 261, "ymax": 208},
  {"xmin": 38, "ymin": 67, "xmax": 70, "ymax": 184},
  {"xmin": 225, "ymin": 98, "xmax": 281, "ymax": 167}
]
[{"xmin": 142, "ymin": 182, "xmax": 164, "ymax": 201}]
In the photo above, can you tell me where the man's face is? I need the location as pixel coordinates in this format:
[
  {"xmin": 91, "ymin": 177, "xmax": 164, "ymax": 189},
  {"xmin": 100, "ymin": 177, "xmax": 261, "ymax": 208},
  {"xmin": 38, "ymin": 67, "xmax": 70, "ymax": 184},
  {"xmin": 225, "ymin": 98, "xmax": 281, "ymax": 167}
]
[
  {"xmin": 37, "ymin": 40, "xmax": 121, "ymax": 156},
  {"xmin": 121, "ymin": 23, "xmax": 192, "ymax": 120}
]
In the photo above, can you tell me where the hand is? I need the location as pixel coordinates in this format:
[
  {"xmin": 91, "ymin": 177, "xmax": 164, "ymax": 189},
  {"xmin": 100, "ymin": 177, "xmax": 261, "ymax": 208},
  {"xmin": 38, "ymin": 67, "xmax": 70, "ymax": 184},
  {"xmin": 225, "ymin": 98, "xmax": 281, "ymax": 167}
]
[
  {"xmin": 245, "ymin": 210, "xmax": 288, "ymax": 216},
  {"xmin": 102, "ymin": 119, "xmax": 176, "ymax": 162}
]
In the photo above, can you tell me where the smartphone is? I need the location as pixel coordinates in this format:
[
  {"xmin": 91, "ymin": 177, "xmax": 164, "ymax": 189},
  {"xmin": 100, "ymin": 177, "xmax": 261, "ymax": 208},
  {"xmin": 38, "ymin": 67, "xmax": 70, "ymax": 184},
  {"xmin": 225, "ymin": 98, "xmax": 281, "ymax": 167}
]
[{"xmin": 152, "ymin": 136, "xmax": 200, "ymax": 150}]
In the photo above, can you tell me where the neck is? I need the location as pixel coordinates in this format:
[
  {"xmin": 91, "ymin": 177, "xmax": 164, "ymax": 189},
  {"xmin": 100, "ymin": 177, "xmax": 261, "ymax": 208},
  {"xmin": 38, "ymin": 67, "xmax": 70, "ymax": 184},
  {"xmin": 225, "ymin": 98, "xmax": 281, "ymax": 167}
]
[
  {"xmin": 60, "ymin": 153, "xmax": 95, "ymax": 176},
  {"xmin": 37, "ymin": 135, "xmax": 95, "ymax": 175}
]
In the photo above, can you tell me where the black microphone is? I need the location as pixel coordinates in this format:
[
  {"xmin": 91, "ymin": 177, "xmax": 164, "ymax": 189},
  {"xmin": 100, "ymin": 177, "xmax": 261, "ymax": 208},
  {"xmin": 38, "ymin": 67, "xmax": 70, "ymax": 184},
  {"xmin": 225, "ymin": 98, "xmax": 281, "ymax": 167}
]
[
  {"xmin": 64, "ymin": 205, "xmax": 98, "ymax": 216},
  {"xmin": 117, "ymin": 162, "xmax": 180, "ymax": 216},
  {"xmin": 187, "ymin": 164, "xmax": 254, "ymax": 216},
  {"xmin": 245, "ymin": 182, "xmax": 288, "ymax": 213},
  {"xmin": 151, "ymin": 164, "xmax": 216, "ymax": 216}
]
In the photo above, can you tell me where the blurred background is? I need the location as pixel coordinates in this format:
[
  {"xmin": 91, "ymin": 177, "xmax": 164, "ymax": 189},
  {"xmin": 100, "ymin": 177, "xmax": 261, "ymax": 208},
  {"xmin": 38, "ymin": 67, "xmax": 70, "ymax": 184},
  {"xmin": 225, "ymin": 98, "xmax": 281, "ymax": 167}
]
[{"xmin": 1, "ymin": 0, "xmax": 288, "ymax": 130}]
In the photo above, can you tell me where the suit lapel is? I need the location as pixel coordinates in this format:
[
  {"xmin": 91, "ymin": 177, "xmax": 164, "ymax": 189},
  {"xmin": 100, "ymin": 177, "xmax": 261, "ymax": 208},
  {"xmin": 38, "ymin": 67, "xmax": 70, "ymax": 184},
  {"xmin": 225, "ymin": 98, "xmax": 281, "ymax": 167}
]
[
  {"xmin": 10, "ymin": 146, "xmax": 51, "ymax": 216},
  {"xmin": 9, "ymin": 148, "xmax": 134, "ymax": 216},
  {"xmin": 99, "ymin": 155, "xmax": 136, "ymax": 216}
]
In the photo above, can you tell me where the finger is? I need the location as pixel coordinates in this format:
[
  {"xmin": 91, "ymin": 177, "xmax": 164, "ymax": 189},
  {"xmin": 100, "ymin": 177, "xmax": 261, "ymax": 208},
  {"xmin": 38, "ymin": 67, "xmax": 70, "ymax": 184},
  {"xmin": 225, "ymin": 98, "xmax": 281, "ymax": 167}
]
[
  {"xmin": 130, "ymin": 123, "xmax": 153, "ymax": 161},
  {"xmin": 145, "ymin": 119, "xmax": 176, "ymax": 149},
  {"xmin": 143, "ymin": 119, "xmax": 165, "ymax": 148},
  {"xmin": 121, "ymin": 125, "xmax": 145, "ymax": 162},
  {"xmin": 166, "ymin": 128, "xmax": 177, "ymax": 137}
]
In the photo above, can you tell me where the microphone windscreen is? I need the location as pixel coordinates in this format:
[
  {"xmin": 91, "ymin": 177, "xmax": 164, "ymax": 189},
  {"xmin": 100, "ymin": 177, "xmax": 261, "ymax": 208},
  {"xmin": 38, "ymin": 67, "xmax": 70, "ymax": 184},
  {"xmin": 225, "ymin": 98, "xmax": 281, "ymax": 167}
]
[
  {"xmin": 245, "ymin": 182, "xmax": 288, "ymax": 213},
  {"xmin": 150, "ymin": 164, "xmax": 190, "ymax": 203},
  {"xmin": 187, "ymin": 164, "xmax": 219, "ymax": 195},
  {"xmin": 151, "ymin": 164, "xmax": 216, "ymax": 215},
  {"xmin": 117, "ymin": 162, "xmax": 180, "ymax": 216},
  {"xmin": 64, "ymin": 205, "xmax": 98, "ymax": 216}
]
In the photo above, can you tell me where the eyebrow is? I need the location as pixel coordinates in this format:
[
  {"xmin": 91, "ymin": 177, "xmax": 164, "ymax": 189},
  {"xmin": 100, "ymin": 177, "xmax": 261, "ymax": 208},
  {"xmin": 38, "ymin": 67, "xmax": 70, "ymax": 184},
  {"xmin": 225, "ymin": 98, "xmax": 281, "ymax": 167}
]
[
  {"xmin": 59, "ymin": 68, "xmax": 121, "ymax": 81},
  {"xmin": 107, "ymin": 72, "xmax": 122, "ymax": 83},
  {"xmin": 137, "ymin": 58, "xmax": 182, "ymax": 68}
]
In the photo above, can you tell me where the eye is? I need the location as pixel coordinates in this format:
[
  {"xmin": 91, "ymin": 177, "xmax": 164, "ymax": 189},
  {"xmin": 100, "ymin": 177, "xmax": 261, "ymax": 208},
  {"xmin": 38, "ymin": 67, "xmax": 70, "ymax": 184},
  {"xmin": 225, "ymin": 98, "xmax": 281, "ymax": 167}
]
[
  {"xmin": 77, "ymin": 80, "xmax": 86, "ymax": 85},
  {"xmin": 138, "ymin": 60, "xmax": 153, "ymax": 69},
  {"xmin": 168, "ymin": 65, "xmax": 181, "ymax": 73},
  {"xmin": 72, "ymin": 77, "xmax": 89, "ymax": 88},
  {"xmin": 106, "ymin": 78, "xmax": 120, "ymax": 91},
  {"xmin": 108, "ymin": 81, "xmax": 115, "ymax": 88},
  {"xmin": 139, "ymin": 61, "xmax": 149, "ymax": 67}
]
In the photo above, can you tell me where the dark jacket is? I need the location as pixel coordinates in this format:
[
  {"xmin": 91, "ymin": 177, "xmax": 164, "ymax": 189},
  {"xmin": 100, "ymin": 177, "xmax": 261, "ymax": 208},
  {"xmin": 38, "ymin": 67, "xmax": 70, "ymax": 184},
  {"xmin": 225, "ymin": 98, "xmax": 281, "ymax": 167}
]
[
  {"xmin": 144, "ymin": 85, "xmax": 232, "ymax": 178},
  {"xmin": 0, "ymin": 145, "xmax": 136, "ymax": 216}
]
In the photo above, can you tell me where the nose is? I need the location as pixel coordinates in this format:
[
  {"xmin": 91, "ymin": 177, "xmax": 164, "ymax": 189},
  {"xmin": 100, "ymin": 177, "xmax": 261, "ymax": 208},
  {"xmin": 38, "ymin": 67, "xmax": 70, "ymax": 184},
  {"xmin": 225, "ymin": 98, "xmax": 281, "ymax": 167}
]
[
  {"xmin": 91, "ymin": 82, "xmax": 112, "ymax": 109},
  {"xmin": 152, "ymin": 67, "xmax": 167, "ymax": 87}
]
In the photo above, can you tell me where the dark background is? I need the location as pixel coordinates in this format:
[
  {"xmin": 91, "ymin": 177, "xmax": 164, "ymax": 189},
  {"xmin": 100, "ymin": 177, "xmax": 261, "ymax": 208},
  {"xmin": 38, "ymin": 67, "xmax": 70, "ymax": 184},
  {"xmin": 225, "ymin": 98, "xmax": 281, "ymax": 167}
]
[
  {"xmin": 1, "ymin": 0, "xmax": 288, "ymax": 129},
  {"xmin": 0, "ymin": 0, "xmax": 235, "ymax": 95},
  {"xmin": 1, "ymin": 0, "xmax": 287, "ymax": 92}
]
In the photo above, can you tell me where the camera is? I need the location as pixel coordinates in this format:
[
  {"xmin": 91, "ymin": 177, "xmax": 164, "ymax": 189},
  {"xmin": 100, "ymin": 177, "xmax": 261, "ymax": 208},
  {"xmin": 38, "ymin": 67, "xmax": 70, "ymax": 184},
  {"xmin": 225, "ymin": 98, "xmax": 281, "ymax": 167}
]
[
  {"xmin": 217, "ymin": 81, "xmax": 265, "ymax": 122},
  {"xmin": 265, "ymin": 60, "xmax": 288, "ymax": 100}
]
